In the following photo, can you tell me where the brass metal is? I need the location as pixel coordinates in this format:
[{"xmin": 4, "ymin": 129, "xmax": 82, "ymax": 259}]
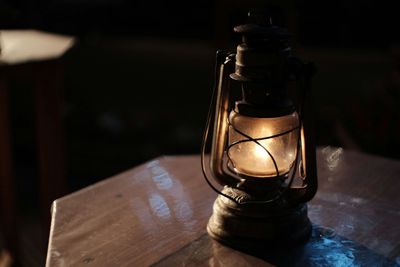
[
  {"xmin": 209, "ymin": 52, "xmax": 238, "ymax": 188},
  {"xmin": 207, "ymin": 187, "xmax": 312, "ymax": 249},
  {"xmin": 287, "ymin": 64, "xmax": 318, "ymax": 204}
]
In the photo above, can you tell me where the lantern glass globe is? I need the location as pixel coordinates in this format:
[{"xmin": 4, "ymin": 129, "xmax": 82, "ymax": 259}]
[{"xmin": 228, "ymin": 111, "xmax": 299, "ymax": 178}]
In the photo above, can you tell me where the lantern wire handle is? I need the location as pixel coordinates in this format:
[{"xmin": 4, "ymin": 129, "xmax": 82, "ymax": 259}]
[
  {"xmin": 201, "ymin": 52, "xmax": 311, "ymax": 205},
  {"xmin": 226, "ymin": 119, "xmax": 302, "ymax": 204},
  {"xmin": 226, "ymin": 116, "xmax": 301, "ymax": 178},
  {"xmin": 227, "ymin": 121, "xmax": 281, "ymax": 177}
]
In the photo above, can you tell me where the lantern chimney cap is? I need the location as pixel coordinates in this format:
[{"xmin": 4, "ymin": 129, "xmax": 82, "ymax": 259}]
[{"xmin": 234, "ymin": 10, "xmax": 291, "ymax": 42}]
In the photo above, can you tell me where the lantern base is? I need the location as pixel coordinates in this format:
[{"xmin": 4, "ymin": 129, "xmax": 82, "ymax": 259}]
[{"xmin": 207, "ymin": 187, "xmax": 312, "ymax": 249}]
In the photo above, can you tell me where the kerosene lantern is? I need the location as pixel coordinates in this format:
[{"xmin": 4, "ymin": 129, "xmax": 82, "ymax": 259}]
[{"xmin": 201, "ymin": 11, "xmax": 317, "ymax": 248}]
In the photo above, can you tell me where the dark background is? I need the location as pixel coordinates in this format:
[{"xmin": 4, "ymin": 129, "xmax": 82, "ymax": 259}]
[{"xmin": 1, "ymin": 0, "xmax": 400, "ymax": 265}]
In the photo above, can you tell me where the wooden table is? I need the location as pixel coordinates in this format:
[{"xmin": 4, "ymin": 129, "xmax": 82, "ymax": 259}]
[{"xmin": 46, "ymin": 147, "xmax": 400, "ymax": 266}]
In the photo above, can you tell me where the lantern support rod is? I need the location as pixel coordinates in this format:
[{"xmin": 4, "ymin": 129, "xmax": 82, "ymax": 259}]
[
  {"xmin": 287, "ymin": 62, "xmax": 318, "ymax": 203},
  {"xmin": 209, "ymin": 51, "xmax": 238, "ymax": 187},
  {"xmin": 201, "ymin": 50, "xmax": 240, "ymax": 204}
]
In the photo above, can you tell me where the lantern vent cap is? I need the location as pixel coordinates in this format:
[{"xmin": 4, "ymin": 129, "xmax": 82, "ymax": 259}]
[{"xmin": 234, "ymin": 10, "xmax": 291, "ymax": 44}]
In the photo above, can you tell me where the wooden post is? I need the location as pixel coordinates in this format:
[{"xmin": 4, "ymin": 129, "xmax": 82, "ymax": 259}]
[
  {"xmin": 33, "ymin": 60, "xmax": 68, "ymax": 246},
  {"xmin": 0, "ymin": 73, "xmax": 18, "ymax": 263}
]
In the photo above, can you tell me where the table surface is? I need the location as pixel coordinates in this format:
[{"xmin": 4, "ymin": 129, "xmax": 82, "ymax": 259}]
[{"xmin": 46, "ymin": 147, "xmax": 400, "ymax": 267}]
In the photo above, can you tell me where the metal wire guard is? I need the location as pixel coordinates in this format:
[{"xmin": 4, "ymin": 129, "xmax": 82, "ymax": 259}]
[{"xmin": 226, "ymin": 113, "xmax": 300, "ymax": 179}]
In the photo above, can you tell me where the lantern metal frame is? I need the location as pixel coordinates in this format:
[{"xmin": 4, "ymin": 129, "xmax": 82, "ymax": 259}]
[
  {"xmin": 201, "ymin": 51, "xmax": 317, "ymax": 204},
  {"xmin": 201, "ymin": 15, "xmax": 318, "ymax": 247}
]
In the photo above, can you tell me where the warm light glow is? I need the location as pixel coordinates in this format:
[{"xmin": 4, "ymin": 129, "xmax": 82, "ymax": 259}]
[
  {"xmin": 254, "ymin": 143, "xmax": 268, "ymax": 159},
  {"xmin": 228, "ymin": 111, "xmax": 299, "ymax": 178}
]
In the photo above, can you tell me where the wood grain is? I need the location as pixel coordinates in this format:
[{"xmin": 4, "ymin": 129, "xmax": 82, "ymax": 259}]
[{"xmin": 46, "ymin": 148, "xmax": 400, "ymax": 266}]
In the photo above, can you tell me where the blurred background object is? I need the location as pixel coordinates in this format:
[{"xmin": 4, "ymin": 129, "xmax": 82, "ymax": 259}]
[
  {"xmin": 0, "ymin": 29, "xmax": 74, "ymax": 266},
  {"xmin": 0, "ymin": 0, "xmax": 399, "ymax": 266},
  {"xmin": 0, "ymin": 30, "xmax": 74, "ymax": 64}
]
